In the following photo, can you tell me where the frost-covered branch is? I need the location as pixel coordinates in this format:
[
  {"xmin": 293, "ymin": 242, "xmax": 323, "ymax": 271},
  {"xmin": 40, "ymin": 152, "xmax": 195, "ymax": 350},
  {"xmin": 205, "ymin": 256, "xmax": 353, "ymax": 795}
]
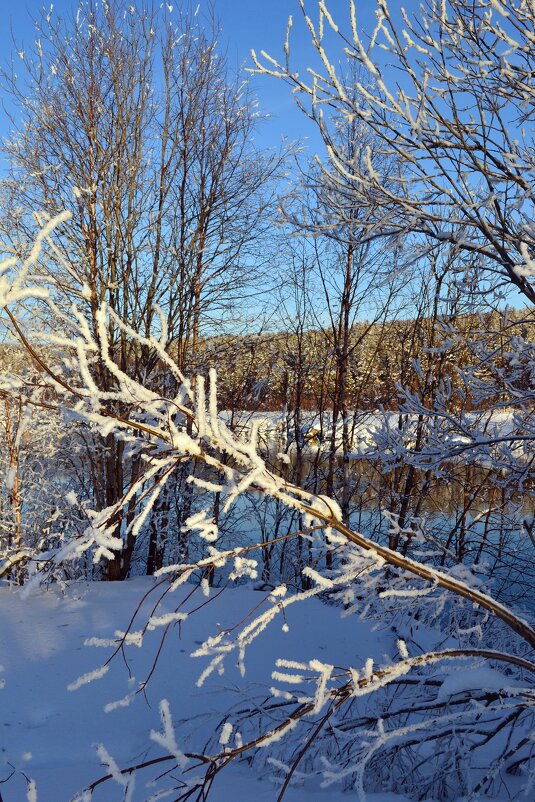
[{"xmin": 251, "ymin": 0, "xmax": 535, "ymax": 305}]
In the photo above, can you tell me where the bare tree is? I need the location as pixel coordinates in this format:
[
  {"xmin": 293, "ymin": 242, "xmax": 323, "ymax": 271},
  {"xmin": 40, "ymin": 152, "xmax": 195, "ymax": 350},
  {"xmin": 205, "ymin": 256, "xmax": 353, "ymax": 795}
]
[
  {"xmin": 282, "ymin": 102, "xmax": 404, "ymax": 527},
  {"xmin": 252, "ymin": 0, "xmax": 535, "ymax": 304},
  {"xmin": 0, "ymin": 0, "xmax": 283, "ymax": 578},
  {"xmin": 252, "ymin": 0, "xmax": 534, "ymax": 569},
  {"xmin": 1, "ymin": 219, "xmax": 533, "ymax": 800}
]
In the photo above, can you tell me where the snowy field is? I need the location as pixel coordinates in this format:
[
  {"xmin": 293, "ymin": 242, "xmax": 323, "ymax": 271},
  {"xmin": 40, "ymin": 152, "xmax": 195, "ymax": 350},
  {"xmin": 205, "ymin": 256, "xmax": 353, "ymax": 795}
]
[
  {"xmin": 0, "ymin": 578, "xmax": 391, "ymax": 802},
  {"xmin": 0, "ymin": 578, "xmax": 525, "ymax": 802}
]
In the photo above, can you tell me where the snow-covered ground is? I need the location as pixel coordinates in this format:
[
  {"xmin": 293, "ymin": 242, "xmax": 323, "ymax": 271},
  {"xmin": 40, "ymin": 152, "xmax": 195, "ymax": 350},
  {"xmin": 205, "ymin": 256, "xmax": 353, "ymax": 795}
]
[
  {"xmin": 0, "ymin": 578, "xmax": 393, "ymax": 802},
  {"xmin": 0, "ymin": 578, "xmax": 525, "ymax": 802}
]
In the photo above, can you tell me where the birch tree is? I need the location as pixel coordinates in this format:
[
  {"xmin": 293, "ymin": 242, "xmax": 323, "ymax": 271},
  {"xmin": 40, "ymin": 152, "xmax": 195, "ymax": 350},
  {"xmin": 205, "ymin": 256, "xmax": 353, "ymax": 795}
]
[
  {"xmin": 251, "ymin": 0, "xmax": 535, "ymax": 304},
  {"xmin": 1, "ymin": 218, "xmax": 534, "ymax": 801},
  {"xmin": 0, "ymin": 0, "xmax": 282, "ymax": 578},
  {"xmin": 252, "ymin": 0, "xmax": 534, "ymax": 578}
]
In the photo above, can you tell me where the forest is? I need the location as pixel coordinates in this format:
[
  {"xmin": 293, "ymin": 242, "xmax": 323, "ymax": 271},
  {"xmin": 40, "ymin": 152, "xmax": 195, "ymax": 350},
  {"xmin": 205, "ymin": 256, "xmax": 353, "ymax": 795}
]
[{"xmin": 0, "ymin": 1, "xmax": 533, "ymax": 801}]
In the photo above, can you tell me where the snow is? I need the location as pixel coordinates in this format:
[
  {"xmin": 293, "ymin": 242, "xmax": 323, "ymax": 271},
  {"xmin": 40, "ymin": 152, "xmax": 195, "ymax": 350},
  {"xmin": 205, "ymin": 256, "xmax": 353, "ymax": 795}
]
[
  {"xmin": 0, "ymin": 577, "xmax": 393, "ymax": 801},
  {"xmin": 436, "ymin": 666, "xmax": 519, "ymax": 702},
  {"xmin": 0, "ymin": 577, "xmax": 525, "ymax": 802},
  {"xmin": 219, "ymin": 407, "xmax": 522, "ymax": 462}
]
